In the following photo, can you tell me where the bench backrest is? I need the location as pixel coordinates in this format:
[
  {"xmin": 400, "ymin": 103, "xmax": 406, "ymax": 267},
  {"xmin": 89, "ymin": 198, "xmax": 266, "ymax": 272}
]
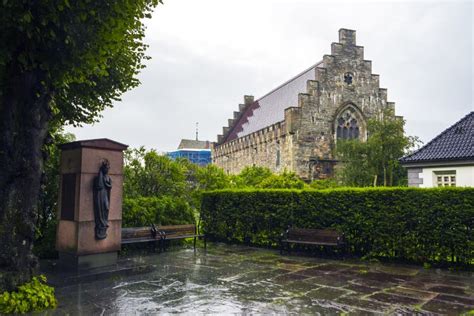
[
  {"xmin": 287, "ymin": 228, "xmax": 343, "ymax": 244},
  {"xmin": 158, "ymin": 224, "xmax": 196, "ymax": 237},
  {"xmin": 122, "ymin": 227, "xmax": 153, "ymax": 240}
]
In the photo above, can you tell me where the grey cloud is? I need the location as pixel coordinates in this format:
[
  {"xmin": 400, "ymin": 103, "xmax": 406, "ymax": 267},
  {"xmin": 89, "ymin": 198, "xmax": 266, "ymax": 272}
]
[{"xmin": 68, "ymin": 0, "xmax": 473, "ymax": 151}]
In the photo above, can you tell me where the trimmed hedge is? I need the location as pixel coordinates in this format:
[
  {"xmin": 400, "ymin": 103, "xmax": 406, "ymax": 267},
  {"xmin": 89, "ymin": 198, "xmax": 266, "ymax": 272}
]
[
  {"xmin": 201, "ymin": 187, "xmax": 474, "ymax": 266},
  {"xmin": 123, "ymin": 196, "xmax": 196, "ymax": 228}
]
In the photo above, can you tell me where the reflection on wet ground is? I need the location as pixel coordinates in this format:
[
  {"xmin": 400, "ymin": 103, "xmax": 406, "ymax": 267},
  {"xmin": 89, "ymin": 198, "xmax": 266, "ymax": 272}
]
[{"xmin": 43, "ymin": 243, "xmax": 473, "ymax": 315}]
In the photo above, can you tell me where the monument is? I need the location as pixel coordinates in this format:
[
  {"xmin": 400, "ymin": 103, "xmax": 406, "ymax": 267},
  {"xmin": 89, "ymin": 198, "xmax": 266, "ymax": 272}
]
[{"xmin": 55, "ymin": 138, "xmax": 128, "ymax": 270}]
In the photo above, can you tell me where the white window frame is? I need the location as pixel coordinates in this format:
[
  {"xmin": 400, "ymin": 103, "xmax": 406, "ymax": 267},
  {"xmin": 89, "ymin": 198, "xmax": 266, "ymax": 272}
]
[{"xmin": 434, "ymin": 170, "xmax": 456, "ymax": 187}]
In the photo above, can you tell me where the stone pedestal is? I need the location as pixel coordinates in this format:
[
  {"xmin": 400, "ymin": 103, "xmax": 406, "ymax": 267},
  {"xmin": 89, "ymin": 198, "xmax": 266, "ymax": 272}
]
[{"xmin": 56, "ymin": 139, "xmax": 128, "ymax": 270}]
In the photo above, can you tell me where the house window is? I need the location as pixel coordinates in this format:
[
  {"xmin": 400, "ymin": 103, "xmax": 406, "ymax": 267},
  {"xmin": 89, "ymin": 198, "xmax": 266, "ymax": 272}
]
[{"xmin": 435, "ymin": 171, "xmax": 456, "ymax": 187}]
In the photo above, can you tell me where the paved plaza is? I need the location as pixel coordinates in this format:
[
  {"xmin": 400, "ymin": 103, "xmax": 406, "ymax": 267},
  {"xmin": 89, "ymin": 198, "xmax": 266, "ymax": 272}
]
[{"xmin": 44, "ymin": 243, "xmax": 473, "ymax": 315}]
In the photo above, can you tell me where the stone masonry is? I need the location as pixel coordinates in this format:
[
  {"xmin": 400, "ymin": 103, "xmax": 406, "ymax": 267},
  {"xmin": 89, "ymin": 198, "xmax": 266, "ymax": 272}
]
[{"xmin": 213, "ymin": 29, "xmax": 396, "ymax": 180}]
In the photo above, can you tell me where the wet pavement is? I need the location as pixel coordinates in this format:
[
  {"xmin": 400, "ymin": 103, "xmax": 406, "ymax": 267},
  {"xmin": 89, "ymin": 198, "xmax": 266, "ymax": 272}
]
[{"xmin": 42, "ymin": 243, "xmax": 473, "ymax": 315}]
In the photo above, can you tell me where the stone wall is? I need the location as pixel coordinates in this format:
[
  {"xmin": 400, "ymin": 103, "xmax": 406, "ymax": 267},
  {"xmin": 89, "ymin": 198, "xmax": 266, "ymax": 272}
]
[
  {"xmin": 212, "ymin": 121, "xmax": 294, "ymax": 174},
  {"xmin": 213, "ymin": 29, "xmax": 396, "ymax": 180}
]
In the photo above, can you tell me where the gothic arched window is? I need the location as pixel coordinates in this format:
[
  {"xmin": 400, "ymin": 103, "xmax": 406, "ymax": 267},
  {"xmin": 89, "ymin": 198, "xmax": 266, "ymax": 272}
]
[{"xmin": 336, "ymin": 106, "xmax": 363, "ymax": 140}]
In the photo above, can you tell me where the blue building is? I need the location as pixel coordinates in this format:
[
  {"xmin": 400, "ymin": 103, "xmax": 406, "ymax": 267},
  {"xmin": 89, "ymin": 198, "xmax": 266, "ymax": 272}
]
[{"xmin": 167, "ymin": 139, "xmax": 212, "ymax": 166}]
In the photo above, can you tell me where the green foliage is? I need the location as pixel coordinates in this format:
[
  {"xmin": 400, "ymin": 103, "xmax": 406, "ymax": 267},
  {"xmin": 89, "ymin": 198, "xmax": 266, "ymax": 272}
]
[
  {"xmin": 336, "ymin": 108, "xmax": 421, "ymax": 187},
  {"xmin": 34, "ymin": 127, "xmax": 75, "ymax": 259},
  {"xmin": 122, "ymin": 197, "xmax": 195, "ymax": 227},
  {"xmin": 195, "ymin": 164, "xmax": 231, "ymax": 191},
  {"xmin": 0, "ymin": 0, "xmax": 160, "ymax": 290},
  {"xmin": 1, "ymin": 0, "xmax": 160, "ymax": 126},
  {"xmin": 257, "ymin": 171, "xmax": 307, "ymax": 189},
  {"xmin": 123, "ymin": 149, "xmax": 232, "ymax": 227},
  {"xmin": 0, "ymin": 275, "xmax": 57, "ymax": 314},
  {"xmin": 124, "ymin": 148, "xmax": 188, "ymax": 198},
  {"xmin": 309, "ymin": 179, "xmax": 339, "ymax": 190},
  {"xmin": 201, "ymin": 187, "xmax": 474, "ymax": 266},
  {"xmin": 233, "ymin": 166, "xmax": 273, "ymax": 187}
]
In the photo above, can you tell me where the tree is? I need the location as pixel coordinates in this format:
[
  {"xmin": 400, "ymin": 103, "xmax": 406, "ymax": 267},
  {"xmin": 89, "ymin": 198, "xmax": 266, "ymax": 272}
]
[
  {"xmin": 233, "ymin": 166, "xmax": 273, "ymax": 187},
  {"xmin": 0, "ymin": 0, "xmax": 159, "ymax": 290},
  {"xmin": 195, "ymin": 164, "xmax": 231, "ymax": 192},
  {"xmin": 34, "ymin": 126, "xmax": 75, "ymax": 259},
  {"xmin": 124, "ymin": 148, "xmax": 187, "ymax": 199},
  {"xmin": 336, "ymin": 108, "xmax": 421, "ymax": 187}
]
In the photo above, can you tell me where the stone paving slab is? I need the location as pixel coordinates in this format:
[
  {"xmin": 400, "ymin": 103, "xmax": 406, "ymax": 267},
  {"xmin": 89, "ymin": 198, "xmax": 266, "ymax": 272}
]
[{"xmin": 41, "ymin": 243, "xmax": 474, "ymax": 315}]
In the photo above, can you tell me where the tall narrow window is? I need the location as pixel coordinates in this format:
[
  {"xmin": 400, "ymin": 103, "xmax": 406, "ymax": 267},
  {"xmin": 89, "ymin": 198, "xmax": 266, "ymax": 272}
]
[
  {"xmin": 276, "ymin": 149, "xmax": 281, "ymax": 167},
  {"xmin": 335, "ymin": 106, "xmax": 364, "ymax": 141}
]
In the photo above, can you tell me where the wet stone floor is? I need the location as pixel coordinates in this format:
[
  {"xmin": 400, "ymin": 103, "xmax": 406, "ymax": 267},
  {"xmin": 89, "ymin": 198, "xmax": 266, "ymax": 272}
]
[{"xmin": 43, "ymin": 243, "xmax": 473, "ymax": 315}]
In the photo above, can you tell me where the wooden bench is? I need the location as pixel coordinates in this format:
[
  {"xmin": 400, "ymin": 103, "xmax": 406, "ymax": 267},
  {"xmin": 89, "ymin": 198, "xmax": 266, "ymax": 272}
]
[
  {"xmin": 280, "ymin": 227, "xmax": 345, "ymax": 255},
  {"xmin": 158, "ymin": 224, "xmax": 206, "ymax": 251},
  {"xmin": 121, "ymin": 225, "xmax": 164, "ymax": 250}
]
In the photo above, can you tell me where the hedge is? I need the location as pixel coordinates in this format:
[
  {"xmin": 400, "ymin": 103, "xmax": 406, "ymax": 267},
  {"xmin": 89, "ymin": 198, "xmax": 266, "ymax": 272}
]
[
  {"xmin": 201, "ymin": 187, "xmax": 474, "ymax": 266},
  {"xmin": 123, "ymin": 196, "xmax": 196, "ymax": 228}
]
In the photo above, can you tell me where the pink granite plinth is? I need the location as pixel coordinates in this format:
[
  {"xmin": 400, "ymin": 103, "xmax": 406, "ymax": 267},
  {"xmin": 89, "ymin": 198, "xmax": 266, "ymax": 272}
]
[{"xmin": 56, "ymin": 139, "xmax": 128, "ymax": 270}]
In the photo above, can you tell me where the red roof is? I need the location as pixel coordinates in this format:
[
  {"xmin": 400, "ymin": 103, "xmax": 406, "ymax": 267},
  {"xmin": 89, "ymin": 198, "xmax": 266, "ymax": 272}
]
[{"xmin": 223, "ymin": 62, "xmax": 322, "ymax": 143}]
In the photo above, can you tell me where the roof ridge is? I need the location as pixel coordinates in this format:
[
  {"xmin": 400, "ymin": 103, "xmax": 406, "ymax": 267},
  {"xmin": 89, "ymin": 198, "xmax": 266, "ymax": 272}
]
[
  {"xmin": 401, "ymin": 111, "xmax": 474, "ymax": 162},
  {"xmin": 222, "ymin": 61, "xmax": 322, "ymax": 143},
  {"xmin": 255, "ymin": 61, "xmax": 323, "ymax": 102}
]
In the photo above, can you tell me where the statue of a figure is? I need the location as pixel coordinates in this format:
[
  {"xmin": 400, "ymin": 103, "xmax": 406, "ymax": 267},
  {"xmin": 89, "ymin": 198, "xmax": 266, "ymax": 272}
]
[{"xmin": 93, "ymin": 160, "xmax": 112, "ymax": 240}]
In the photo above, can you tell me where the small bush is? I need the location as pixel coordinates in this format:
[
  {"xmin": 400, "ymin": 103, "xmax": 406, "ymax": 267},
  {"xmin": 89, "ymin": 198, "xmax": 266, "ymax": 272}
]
[
  {"xmin": 201, "ymin": 187, "xmax": 474, "ymax": 266},
  {"xmin": 0, "ymin": 275, "xmax": 57, "ymax": 314},
  {"xmin": 33, "ymin": 218, "xmax": 58, "ymax": 259},
  {"xmin": 257, "ymin": 171, "xmax": 307, "ymax": 189},
  {"xmin": 309, "ymin": 179, "xmax": 339, "ymax": 190},
  {"xmin": 123, "ymin": 196, "xmax": 196, "ymax": 227}
]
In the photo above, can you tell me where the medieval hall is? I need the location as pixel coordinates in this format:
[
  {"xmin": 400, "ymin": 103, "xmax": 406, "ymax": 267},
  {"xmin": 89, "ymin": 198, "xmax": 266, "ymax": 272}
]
[{"xmin": 212, "ymin": 29, "xmax": 398, "ymax": 181}]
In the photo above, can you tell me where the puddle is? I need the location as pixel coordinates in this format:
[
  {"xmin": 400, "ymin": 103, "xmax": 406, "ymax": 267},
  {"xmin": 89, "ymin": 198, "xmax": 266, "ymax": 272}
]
[{"xmin": 44, "ymin": 243, "xmax": 474, "ymax": 314}]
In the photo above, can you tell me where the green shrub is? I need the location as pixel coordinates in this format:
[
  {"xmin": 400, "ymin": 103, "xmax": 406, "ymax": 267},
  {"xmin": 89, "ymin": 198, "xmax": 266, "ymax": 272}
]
[
  {"xmin": 257, "ymin": 171, "xmax": 307, "ymax": 189},
  {"xmin": 233, "ymin": 166, "xmax": 273, "ymax": 187},
  {"xmin": 33, "ymin": 218, "xmax": 58, "ymax": 259},
  {"xmin": 123, "ymin": 196, "xmax": 196, "ymax": 227},
  {"xmin": 201, "ymin": 187, "xmax": 474, "ymax": 266},
  {"xmin": 0, "ymin": 275, "xmax": 57, "ymax": 314},
  {"xmin": 309, "ymin": 179, "xmax": 339, "ymax": 190}
]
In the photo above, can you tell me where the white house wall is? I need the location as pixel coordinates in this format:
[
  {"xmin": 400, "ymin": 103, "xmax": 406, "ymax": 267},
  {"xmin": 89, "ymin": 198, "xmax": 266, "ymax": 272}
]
[{"xmin": 417, "ymin": 165, "xmax": 474, "ymax": 188}]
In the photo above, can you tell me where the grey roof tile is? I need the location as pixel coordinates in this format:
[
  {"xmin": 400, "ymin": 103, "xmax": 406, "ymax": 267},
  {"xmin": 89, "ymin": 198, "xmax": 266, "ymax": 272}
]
[
  {"xmin": 400, "ymin": 111, "xmax": 474, "ymax": 163},
  {"xmin": 178, "ymin": 139, "xmax": 210, "ymax": 150}
]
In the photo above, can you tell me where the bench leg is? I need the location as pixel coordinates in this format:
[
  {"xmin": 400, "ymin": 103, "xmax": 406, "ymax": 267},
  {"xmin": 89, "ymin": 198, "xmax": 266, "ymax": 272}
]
[
  {"xmin": 204, "ymin": 236, "xmax": 207, "ymax": 249},
  {"xmin": 193, "ymin": 236, "xmax": 196, "ymax": 250}
]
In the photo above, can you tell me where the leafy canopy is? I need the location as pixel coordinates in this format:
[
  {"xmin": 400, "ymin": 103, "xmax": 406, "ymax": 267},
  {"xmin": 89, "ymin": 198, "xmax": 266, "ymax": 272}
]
[{"xmin": 0, "ymin": 0, "xmax": 160, "ymax": 125}]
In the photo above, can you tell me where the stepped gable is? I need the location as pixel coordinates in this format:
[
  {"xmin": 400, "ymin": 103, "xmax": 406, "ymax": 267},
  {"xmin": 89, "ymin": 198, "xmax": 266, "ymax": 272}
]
[
  {"xmin": 221, "ymin": 61, "xmax": 323, "ymax": 143},
  {"xmin": 400, "ymin": 112, "xmax": 474, "ymax": 163}
]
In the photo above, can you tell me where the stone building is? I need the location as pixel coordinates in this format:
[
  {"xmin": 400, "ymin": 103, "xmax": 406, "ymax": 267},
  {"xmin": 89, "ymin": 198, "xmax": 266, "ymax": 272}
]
[{"xmin": 213, "ymin": 29, "xmax": 397, "ymax": 180}]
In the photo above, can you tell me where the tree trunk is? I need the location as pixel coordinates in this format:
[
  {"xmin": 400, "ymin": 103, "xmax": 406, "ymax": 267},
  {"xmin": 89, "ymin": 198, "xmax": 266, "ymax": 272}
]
[{"xmin": 0, "ymin": 69, "xmax": 51, "ymax": 291}]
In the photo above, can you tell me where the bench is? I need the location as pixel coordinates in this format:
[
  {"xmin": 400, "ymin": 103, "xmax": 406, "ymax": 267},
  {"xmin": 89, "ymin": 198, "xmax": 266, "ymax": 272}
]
[
  {"xmin": 280, "ymin": 227, "xmax": 345, "ymax": 255},
  {"xmin": 158, "ymin": 224, "xmax": 206, "ymax": 251},
  {"xmin": 121, "ymin": 225, "xmax": 164, "ymax": 250}
]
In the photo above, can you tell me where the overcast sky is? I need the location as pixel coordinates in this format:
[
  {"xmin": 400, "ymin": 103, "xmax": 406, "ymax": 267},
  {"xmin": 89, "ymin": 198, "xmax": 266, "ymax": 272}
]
[{"xmin": 67, "ymin": 0, "xmax": 473, "ymax": 151}]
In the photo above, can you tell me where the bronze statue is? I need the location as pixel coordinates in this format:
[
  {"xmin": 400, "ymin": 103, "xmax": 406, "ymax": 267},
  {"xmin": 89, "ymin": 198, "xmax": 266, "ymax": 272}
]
[{"xmin": 93, "ymin": 160, "xmax": 112, "ymax": 240}]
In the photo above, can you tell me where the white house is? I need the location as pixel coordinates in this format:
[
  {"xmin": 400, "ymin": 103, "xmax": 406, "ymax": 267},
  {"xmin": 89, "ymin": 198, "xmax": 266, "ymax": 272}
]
[{"xmin": 400, "ymin": 112, "xmax": 474, "ymax": 188}]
